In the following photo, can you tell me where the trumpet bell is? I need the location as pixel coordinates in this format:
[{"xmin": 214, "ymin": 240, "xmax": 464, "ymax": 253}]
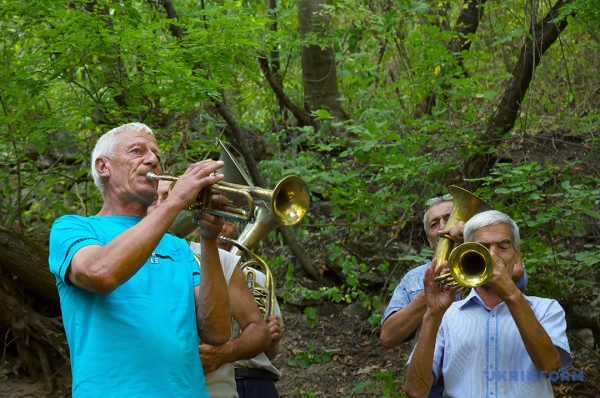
[
  {"xmin": 271, "ymin": 175, "xmax": 309, "ymax": 226},
  {"xmin": 448, "ymin": 242, "xmax": 494, "ymax": 288},
  {"xmin": 218, "ymin": 140, "xmax": 309, "ymax": 226}
]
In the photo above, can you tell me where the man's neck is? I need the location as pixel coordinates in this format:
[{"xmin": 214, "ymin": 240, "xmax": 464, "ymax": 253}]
[
  {"xmin": 475, "ymin": 285, "xmax": 504, "ymax": 309},
  {"xmin": 97, "ymin": 201, "xmax": 147, "ymax": 218}
]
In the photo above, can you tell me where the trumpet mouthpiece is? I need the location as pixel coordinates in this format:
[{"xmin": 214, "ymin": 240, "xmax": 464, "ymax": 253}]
[
  {"xmin": 146, "ymin": 172, "xmax": 161, "ymax": 181},
  {"xmin": 146, "ymin": 172, "xmax": 179, "ymax": 182}
]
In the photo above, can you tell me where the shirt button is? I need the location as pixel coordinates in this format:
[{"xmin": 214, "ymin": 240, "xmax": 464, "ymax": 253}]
[
  {"xmin": 491, "ymin": 337, "xmax": 495, "ymax": 341},
  {"xmin": 491, "ymin": 393, "xmax": 494, "ymax": 396},
  {"xmin": 491, "ymin": 313, "xmax": 495, "ymax": 317},
  {"xmin": 490, "ymin": 365, "xmax": 493, "ymax": 369}
]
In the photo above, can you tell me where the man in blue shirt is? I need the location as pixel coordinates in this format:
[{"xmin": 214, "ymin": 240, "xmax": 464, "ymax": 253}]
[
  {"xmin": 380, "ymin": 195, "xmax": 527, "ymax": 398},
  {"xmin": 404, "ymin": 210, "xmax": 571, "ymax": 398},
  {"xmin": 48, "ymin": 122, "xmax": 232, "ymax": 398}
]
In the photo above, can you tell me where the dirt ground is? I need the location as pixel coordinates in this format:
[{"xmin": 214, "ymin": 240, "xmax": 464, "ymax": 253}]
[{"xmin": 1, "ymin": 307, "xmax": 599, "ymax": 397}]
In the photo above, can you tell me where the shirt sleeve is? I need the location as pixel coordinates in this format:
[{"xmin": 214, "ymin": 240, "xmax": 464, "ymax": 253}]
[
  {"xmin": 431, "ymin": 318, "xmax": 445, "ymax": 382},
  {"xmin": 48, "ymin": 215, "xmax": 100, "ymax": 284},
  {"xmin": 539, "ymin": 299, "xmax": 572, "ymax": 371},
  {"xmin": 218, "ymin": 249, "xmax": 241, "ymax": 285},
  {"xmin": 514, "ymin": 263, "xmax": 528, "ymax": 293},
  {"xmin": 381, "ymin": 266, "xmax": 426, "ymax": 325}
]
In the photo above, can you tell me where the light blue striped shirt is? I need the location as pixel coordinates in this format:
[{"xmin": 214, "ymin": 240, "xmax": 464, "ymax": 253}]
[
  {"xmin": 407, "ymin": 289, "xmax": 572, "ymax": 398},
  {"xmin": 382, "ymin": 263, "xmax": 528, "ymax": 327}
]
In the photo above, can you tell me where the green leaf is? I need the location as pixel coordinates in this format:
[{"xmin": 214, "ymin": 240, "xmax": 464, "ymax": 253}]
[
  {"xmin": 581, "ymin": 208, "xmax": 600, "ymax": 218},
  {"xmin": 315, "ymin": 109, "xmax": 331, "ymax": 120}
]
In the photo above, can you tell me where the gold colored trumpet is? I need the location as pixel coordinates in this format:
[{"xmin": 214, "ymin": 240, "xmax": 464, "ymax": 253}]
[
  {"xmin": 147, "ymin": 171, "xmax": 255, "ymax": 221},
  {"xmin": 147, "ymin": 171, "xmax": 308, "ymax": 220},
  {"xmin": 432, "ymin": 186, "xmax": 494, "ymax": 288},
  {"xmin": 435, "ymin": 242, "xmax": 494, "ymax": 288},
  {"xmin": 147, "ymin": 141, "xmax": 309, "ymax": 239},
  {"xmin": 147, "ymin": 171, "xmax": 309, "ymax": 238}
]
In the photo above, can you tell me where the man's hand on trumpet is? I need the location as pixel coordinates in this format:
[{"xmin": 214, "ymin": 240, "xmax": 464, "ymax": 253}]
[
  {"xmin": 486, "ymin": 251, "xmax": 522, "ymax": 301},
  {"xmin": 438, "ymin": 220, "xmax": 465, "ymax": 247},
  {"xmin": 423, "ymin": 258, "xmax": 464, "ymax": 317},
  {"xmin": 195, "ymin": 188, "xmax": 232, "ymax": 241},
  {"xmin": 167, "ymin": 160, "xmax": 225, "ymax": 210}
]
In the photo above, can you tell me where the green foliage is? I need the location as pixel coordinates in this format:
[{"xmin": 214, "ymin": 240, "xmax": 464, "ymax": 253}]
[
  {"xmin": 303, "ymin": 306, "xmax": 319, "ymax": 327},
  {"xmin": 471, "ymin": 161, "xmax": 600, "ymax": 298},
  {"xmin": 1, "ymin": 0, "xmax": 598, "ymax": 314},
  {"xmin": 352, "ymin": 370, "xmax": 406, "ymax": 398},
  {"xmin": 287, "ymin": 344, "xmax": 332, "ymax": 369},
  {"xmin": 0, "ymin": 0, "xmax": 267, "ymax": 238}
]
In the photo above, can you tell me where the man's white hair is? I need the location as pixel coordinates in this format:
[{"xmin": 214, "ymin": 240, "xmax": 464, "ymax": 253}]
[
  {"xmin": 464, "ymin": 210, "xmax": 520, "ymax": 250},
  {"xmin": 91, "ymin": 122, "xmax": 154, "ymax": 197}
]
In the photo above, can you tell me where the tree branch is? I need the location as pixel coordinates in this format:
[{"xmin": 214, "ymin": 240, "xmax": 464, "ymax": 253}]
[
  {"xmin": 464, "ymin": 0, "xmax": 575, "ymax": 180},
  {"xmin": 258, "ymin": 55, "xmax": 314, "ymax": 127},
  {"xmin": 150, "ymin": 0, "xmax": 326, "ymax": 284},
  {"xmin": 486, "ymin": 0, "xmax": 573, "ymax": 137}
]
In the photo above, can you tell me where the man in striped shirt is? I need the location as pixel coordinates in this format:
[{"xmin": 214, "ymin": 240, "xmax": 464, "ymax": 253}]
[{"xmin": 404, "ymin": 210, "xmax": 571, "ymax": 398}]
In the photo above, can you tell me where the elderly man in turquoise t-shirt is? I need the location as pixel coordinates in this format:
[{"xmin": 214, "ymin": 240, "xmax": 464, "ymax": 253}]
[{"xmin": 48, "ymin": 122, "xmax": 231, "ymax": 398}]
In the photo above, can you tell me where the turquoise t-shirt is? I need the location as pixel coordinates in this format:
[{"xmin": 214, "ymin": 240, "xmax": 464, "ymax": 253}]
[{"xmin": 48, "ymin": 215, "xmax": 208, "ymax": 398}]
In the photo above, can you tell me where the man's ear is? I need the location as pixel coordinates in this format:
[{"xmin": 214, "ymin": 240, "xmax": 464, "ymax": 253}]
[{"xmin": 96, "ymin": 157, "xmax": 110, "ymax": 177}]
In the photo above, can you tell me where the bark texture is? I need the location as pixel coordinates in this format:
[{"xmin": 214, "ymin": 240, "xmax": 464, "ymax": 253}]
[{"xmin": 298, "ymin": 0, "xmax": 347, "ymax": 122}]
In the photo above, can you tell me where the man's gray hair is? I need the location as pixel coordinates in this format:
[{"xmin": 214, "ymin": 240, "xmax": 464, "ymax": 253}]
[
  {"xmin": 423, "ymin": 195, "xmax": 454, "ymax": 233},
  {"xmin": 464, "ymin": 210, "xmax": 520, "ymax": 250},
  {"xmin": 91, "ymin": 122, "xmax": 154, "ymax": 197}
]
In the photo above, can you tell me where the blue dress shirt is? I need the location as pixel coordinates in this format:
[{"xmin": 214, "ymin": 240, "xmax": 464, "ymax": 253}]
[{"xmin": 407, "ymin": 289, "xmax": 572, "ymax": 398}]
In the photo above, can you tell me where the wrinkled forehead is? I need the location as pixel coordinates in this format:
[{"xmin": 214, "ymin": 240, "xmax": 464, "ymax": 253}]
[
  {"xmin": 472, "ymin": 223, "xmax": 513, "ymax": 243},
  {"xmin": 117, "ymin": 129, "xmax": 158, "ymax": 147},
  {"xmin": 427, "ymin": 201, "xmax": 453, "ymax": 223}
]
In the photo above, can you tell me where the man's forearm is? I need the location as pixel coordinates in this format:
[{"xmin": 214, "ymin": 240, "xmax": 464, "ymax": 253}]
[
  {"xmin": 265, "ymin": 340, "xmax": 280, "ymax": 360},
  {"xmin": 380, "ymin": 292, "xmax": 427, "ymax": 349},
  {"xmin": 228, "ymin": 322, "xmax": 270, "ymax": 361},
  {"xmin": 505, "ymin": 292, "xmax": 561, "ymax": 372},
  {"xmin": 404, "ymin": 311, "xmax": 441, "ymax": 398},
  {"xmin": 197, "ymin": 240, "xmax": 231, "ymax": 345}
]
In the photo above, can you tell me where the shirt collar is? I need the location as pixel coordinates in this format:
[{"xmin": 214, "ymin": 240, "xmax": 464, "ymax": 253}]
[{"xmin": 456, "ymin": 287, "xmax": 534, "ymax": 310}]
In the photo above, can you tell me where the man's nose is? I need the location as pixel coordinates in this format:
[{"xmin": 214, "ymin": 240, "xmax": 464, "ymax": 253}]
[
  {"xmin": 438, "ymin": 219, "xmax": 447, "ymax": 232},
  {"xmin": 145, "ymin": 151, "xmax": 160, "ymax": 165},
  {"xmin": 488, "ymin": 245, "xmax": 498, "ymax": 256}
]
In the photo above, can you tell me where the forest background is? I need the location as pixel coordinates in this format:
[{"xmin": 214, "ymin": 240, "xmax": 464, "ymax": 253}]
[{"xmin": 1, "ymin": 0, "xmax": 600, "ymax": 396}]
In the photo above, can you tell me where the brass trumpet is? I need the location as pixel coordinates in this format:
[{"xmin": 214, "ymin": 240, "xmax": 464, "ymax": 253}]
[
  {"xmin": 433, "ymin": 186, "xmax": 494, "ymax": 288},
  {"xmin": 146, "ymin": 167, "xmax": 309, "ymax": 238}
]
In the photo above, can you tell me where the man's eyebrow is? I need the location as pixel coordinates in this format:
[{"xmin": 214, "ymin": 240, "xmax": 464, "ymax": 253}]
[{"xmin": 477, "ymin": 238, "xmax": 513, "ymax": 245}]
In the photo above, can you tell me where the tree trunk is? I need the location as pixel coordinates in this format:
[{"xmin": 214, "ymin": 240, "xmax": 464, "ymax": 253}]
[
  {"xmin": 0, "ymin": 271, "xmax": 69, "ymax": 392},
  {"xmin": 151, "ymin": 0, "xmax": 328, "ymax": 285},
  {"xmin": 464, "ymin": 0, "xmax": 573, "ymax": 179},
  {"xmin": 0, "ymin": 226, "xmax": 59, "ymax": 304},
  {"xmin": 298, "ymin": 0, "xmax": 348, "ymax": 123}
]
